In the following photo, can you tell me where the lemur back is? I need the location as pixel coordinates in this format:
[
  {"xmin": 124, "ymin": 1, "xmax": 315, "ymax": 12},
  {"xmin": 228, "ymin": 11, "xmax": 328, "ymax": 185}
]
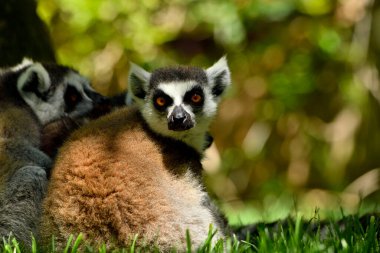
[
  {"xmin": 40, "ymin": 57, "xmax": 231, "ymax": 251},
  {"xmin": 0, "ymin": 59, "xmax": 109, "ymax": 249}
]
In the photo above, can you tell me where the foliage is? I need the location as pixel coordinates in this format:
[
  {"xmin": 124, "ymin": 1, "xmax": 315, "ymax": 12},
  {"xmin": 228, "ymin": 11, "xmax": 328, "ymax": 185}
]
[{"xmin": 36, "ymin": 0, "xmax": 380, "ymax": 221}]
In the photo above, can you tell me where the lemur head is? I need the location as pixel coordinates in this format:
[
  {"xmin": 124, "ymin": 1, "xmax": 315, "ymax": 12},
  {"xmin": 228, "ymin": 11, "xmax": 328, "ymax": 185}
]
[
  {"xmin": 128, "ymin": 57, "xmax": 231, "ymax": 153},
  {"xmin": 13, "ymin": 59, "xmax": 106, "ymax": 125}
]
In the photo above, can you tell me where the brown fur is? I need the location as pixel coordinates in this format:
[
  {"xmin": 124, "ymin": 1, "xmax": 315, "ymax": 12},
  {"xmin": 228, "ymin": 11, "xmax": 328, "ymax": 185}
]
[{"xmin": 40, "ymin": 106, "xmax": 224, "ymax": 251}]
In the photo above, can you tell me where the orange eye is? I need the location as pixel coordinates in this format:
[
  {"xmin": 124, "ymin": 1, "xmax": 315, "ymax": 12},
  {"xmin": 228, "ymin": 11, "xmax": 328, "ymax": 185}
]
[
  {"xmin": 156, "ymin": 97, "xmax": 166, "ymax": 107},
  {"xmin": 191, "ymin": 94, "xmax": 202, "ymax": 103},
  {"xmin": 70, "ymin": 94, "xmax": 78, "ymax": 103}
]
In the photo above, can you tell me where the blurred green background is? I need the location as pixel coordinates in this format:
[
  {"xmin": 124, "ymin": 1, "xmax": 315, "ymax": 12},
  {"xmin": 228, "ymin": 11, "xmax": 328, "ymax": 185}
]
[{"xmin": 35, "ymin": 0, "xmax": 380, "ymax": 224}]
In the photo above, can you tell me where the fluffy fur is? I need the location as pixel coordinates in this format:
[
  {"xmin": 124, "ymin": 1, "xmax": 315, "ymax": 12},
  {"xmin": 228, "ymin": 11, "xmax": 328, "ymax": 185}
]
[
  {"xmin": 40, "ymin": 107, "xmax": 225, "ymax": 250},
  {"xmin": 40, "ymin": 58, "xmax": 231, "ymax": 251}
]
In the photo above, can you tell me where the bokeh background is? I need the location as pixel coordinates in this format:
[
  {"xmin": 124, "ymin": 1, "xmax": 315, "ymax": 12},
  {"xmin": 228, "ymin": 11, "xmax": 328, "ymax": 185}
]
[{"xmin": 30, "ymin": 0, "xmax": 380, "ymax": 224}]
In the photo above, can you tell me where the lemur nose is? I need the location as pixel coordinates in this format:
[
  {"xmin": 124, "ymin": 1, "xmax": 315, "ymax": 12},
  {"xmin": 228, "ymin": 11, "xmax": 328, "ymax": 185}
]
[
  {"xmin": 168, "ymin": 106, "xmax": 193, "ymax": 131},
  {"xmin": 172, "ymin": 106, "xmax": 186, "ymax": 122}
]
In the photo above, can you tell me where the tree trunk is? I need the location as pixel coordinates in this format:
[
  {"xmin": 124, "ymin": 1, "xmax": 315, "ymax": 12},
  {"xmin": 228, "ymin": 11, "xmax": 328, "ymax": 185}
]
[{"xmin": 0, "ymin": 0, "xmax": 56, "ymax": 67}]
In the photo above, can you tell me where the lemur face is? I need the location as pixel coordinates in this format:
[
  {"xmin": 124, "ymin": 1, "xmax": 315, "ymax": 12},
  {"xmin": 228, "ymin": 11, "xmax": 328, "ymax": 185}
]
[
  {"xmin": 15, "ymin": 59, "xmax": 107, "ymax": 125},
  {"xmin": 128, "ymin": 57, "xmax": 231, "ymax": 152}
]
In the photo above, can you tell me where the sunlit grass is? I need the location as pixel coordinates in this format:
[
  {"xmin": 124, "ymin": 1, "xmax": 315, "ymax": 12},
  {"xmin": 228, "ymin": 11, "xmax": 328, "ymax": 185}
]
[{"xmin": 1, "ymin": 213, "xmax": 379, "ymax": 252}]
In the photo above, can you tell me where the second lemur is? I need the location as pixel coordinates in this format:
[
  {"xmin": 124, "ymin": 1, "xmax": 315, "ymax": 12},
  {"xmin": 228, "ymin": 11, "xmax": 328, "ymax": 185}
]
[{"xmin": 0, "ymin": 59, "xmax": 108, "ymax": 248}]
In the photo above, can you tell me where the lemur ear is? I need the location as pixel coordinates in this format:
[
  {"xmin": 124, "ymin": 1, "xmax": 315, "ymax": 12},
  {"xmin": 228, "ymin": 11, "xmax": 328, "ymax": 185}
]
[
  {"xmin": 17, "ymin": 63, "xmax": 51, "ymax": 102},
  {"xmin": 11, "ymin": 58, "xmax": 34, "ymax": 72},
  {"xmin": 127, "ymin": 63, "xmax": 151, "ymax": 104},
  {"xmin": 206, "ymin": 56, "xmax": 231, "ymax": 97}
]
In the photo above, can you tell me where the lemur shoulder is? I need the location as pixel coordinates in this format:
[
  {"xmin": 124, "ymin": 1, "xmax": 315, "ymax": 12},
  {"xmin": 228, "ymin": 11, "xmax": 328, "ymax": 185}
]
[{"xmin": 40, "ymin": 57, "xmax": 231, "ymax": 251}]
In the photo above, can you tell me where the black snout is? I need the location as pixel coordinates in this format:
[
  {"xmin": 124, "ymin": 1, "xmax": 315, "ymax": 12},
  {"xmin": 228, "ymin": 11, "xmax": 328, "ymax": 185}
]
[
  {"xmin": 84, "ymin": 89, "xmax": 113, "ymax": 119},
  {"xmin": 85, "ymin": 89, "xmax": 109, "ymax": 104},
  {"xmin": 168, "ymin": 106, "xmax": 194, "ymax": 131}
]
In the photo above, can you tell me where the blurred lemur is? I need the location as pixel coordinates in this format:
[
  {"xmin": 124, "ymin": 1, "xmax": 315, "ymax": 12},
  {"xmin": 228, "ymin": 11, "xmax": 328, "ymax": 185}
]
[
  {"xmin": 0, "ymin": 59, "xmax": 113, "ymax": 249},
  {"xmin": 40, "ymin": 57, "xmax": 231, "ymax": 251}
]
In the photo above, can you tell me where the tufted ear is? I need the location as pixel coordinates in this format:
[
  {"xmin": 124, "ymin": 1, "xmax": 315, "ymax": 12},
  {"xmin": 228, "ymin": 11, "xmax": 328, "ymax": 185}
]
[
  {"xmin": 206, "ymin": 56, "xmax": 231, "ymax": 98},
  {"xmin": 17, "ymin": 63, "xmax": 51, "ymax": 101},
  {"xmin": 127, "ymin": 63, "xmax": 151, "ymax": 105}
]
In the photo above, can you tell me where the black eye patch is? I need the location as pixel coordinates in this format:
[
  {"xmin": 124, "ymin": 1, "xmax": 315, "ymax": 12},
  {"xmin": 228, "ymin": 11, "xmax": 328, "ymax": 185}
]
[
  {"xmin": 184, "ymin": 86, "xmax": 204, "ymax": 112},
  {"xmin": 153, "ymin": 90, "xmax": 173, "ymax": 112},
  {"xmin": 64, "ymin": 85, "xmax": 83, "ymax": 113}
]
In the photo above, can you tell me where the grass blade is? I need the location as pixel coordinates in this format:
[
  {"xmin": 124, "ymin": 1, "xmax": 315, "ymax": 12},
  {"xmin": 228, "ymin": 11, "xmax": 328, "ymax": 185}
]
[
  {"xmin": 63, "ymin": 234, "xmax": 73, "ymax": 253},
  {"xmin": 71, "ymin": 233, "xmax": 83, "ymax": 253},
  {"xmin": 130, "ymin": 234, "xmax": 138, "ymax": 253},
  {"xmin": 51, "ymin": 235, "xmax": 56, "ymax": 253},
  {"xmin": 11, "ymin": 238, "xmax": 20, "ymax": 253},
  {"xmin": 186, "ymin": 229, "xmax": 191, "ymax": 253},
  {"xmin": 31, "ymin": 236, "xmax": 37, "ymax": 253}
]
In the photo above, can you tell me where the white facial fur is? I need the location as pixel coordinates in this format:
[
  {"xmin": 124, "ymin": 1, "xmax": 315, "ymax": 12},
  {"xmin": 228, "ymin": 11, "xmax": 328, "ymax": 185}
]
[
  {"xmin": 17, "ymin": 64, "xmax": 94, "ymax": 125},
  {"xmin": 129, "ymin": 57, "xmax": 231, "ymax": 153},
  {"xmin": 158, "ymin": 81, "xmax": 198, "ymax": 119},
  {"xmin": 140, "ymin": 80, "xmax": 217, "ymax": 153}
]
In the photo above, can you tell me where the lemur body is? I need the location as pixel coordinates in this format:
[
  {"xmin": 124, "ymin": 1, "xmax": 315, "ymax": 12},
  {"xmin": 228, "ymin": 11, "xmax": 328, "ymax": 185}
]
[
  {"xmin": 0, "ymin": 59, "xmax": 107, "ymax": 248},
  {"xmin": 40, "ymin": 57, "xmax": 231, "ymax": 251}
]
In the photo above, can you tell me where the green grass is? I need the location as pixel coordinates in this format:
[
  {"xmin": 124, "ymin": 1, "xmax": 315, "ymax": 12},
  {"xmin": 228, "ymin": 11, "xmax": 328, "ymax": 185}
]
[{"xmin": 1, "ymin": 214, "xmax": 379, "ymax": 252}]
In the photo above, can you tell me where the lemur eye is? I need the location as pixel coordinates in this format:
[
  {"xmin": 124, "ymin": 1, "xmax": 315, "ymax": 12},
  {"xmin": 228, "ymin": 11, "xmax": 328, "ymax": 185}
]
[
  {"xmin": 69, "ymin": 93, "xmax": 79, "ymax": 103},
  {"xmin": 191, "ymin": 94, "xmax": 202, "ymax": 104},
  {"xmin": 64, "ymin": 85, "xmax": 83, "ymax": 112},
  {"xmin": 156, "ymin": 97, "xmax": 166, "ymax": 107}
]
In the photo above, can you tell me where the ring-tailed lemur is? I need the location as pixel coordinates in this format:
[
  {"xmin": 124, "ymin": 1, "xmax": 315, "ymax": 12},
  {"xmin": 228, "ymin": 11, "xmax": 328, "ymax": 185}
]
[
  {"xmin": 0, "ymin": 59, "xmax": 109, "ymax": 249},
  {"xmin": 40, "ymin": 57, "xmax": 231, "ymax": 251}
]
